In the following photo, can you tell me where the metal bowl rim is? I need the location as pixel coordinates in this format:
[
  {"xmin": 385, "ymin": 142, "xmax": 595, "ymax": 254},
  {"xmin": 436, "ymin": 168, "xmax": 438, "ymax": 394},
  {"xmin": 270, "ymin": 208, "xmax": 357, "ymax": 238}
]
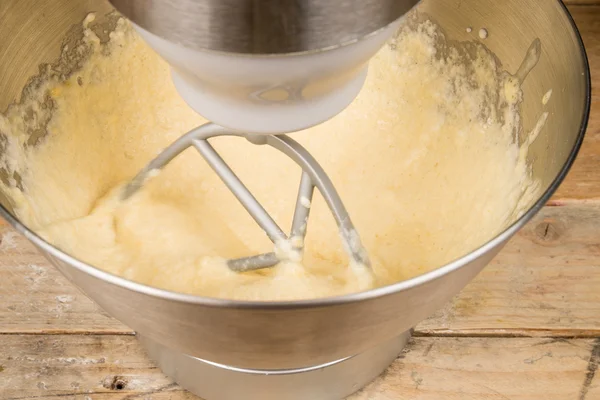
[{"xmin": 0, "ymin": 0, "xmax": 591, "ymax": 310}]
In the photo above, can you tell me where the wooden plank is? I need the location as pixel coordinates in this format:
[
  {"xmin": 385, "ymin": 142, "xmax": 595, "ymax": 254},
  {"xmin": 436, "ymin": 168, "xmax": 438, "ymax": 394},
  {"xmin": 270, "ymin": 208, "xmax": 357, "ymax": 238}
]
[
  {"xmin": 0, "ymin": 335, "xmax": 191, "ymax": 400},
  {"xmin": 353, "ymin": 337, "xmax": 600, "ymax": 400},
  {"xmin": 418, "ymin": 203, "xmax": 600, "ymax": 337},
  {"xmin": 552, "ymin": 5, "xmax": 600, "ymax": 201},
  {"xmin": 0, "ymin": 228, "xmax": 130, "ymax": 334},
  {"xmin": 0, "ymin": 335, "xmax": 597, "ymax": 400},
  {"xmin": 2, "ymin": 203, "xmax": 599, "ymax": 337}
]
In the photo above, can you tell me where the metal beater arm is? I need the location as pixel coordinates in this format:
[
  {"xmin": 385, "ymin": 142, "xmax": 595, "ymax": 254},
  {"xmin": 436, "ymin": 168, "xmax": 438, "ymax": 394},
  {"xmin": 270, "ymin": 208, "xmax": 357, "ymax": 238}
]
[{"xmin": 122, "ymin": 123, "xmax": 370, "ymax": 272}]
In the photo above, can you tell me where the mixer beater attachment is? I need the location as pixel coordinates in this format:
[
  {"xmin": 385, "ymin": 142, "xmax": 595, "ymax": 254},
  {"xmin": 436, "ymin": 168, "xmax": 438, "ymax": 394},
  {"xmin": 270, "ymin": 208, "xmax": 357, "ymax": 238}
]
[{"xmin": 122, "ymin": 123, "xmax": 371, "ymax": 273}]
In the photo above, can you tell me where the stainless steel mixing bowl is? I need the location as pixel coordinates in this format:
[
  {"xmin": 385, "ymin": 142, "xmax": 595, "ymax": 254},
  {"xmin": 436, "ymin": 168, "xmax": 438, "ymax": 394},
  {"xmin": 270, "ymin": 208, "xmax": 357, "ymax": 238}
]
[{"xmin": 0, "ymin": 0, "xmax": 590, "ymax": 397}]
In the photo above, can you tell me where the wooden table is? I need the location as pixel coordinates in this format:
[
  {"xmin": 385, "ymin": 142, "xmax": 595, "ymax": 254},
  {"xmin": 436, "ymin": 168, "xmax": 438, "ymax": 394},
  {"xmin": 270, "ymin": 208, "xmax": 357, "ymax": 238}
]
[{"xmin": 1, "ymin": 3, "xmax": 599, "ymax": 399}]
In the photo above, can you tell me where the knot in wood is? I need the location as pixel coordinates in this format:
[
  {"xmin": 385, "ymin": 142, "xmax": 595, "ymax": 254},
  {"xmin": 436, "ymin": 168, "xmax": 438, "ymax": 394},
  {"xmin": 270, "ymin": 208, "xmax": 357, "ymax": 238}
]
[
  {"xmin": 103, "ymin": 375, "xmax": 127, "ymax": 390},
  {"xmin": 534, "ymin": 219, "xmax": 563, "ymax": 244}
]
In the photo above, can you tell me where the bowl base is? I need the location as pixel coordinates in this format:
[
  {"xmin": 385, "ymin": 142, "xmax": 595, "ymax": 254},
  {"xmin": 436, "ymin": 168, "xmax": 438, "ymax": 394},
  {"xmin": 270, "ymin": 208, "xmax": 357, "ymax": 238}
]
[{"xmin": 138, "ymin": 331, "xmax": 412, "ymax": 400}]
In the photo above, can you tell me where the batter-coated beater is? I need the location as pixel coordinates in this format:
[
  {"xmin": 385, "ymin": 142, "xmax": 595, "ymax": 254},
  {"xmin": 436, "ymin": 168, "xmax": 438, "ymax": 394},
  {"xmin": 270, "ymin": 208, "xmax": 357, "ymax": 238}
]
[{"xmin": 122, "ymin": 123, "xmax": 371, "ymax": 272}]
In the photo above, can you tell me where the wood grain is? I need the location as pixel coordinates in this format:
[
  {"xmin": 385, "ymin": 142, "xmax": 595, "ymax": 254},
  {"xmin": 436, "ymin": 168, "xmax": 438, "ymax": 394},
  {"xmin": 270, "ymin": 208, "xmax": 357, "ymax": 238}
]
[
  {"xmin": 0, "ymin": 228, "xmax": 129, "ymax": 334},
  {"xmin": 0, "ymin": 335, "xmax": 598, "ymax": 400},
  {"xmin": 1, "ymin": 203, "xmax": 599, "ymax": 337},
  {"xmin": 552, "ymin": 5, "xmax": 600, "ymax": 201},
  {"xmin": 418, "ymin": 203, "xmax": 600, "ymax": 337}
]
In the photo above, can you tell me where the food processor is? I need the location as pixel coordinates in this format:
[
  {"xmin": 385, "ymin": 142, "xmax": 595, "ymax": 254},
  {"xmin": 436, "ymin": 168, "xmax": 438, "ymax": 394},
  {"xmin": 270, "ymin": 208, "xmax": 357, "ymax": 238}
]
[{"xmin": 0, "ymin": 0, "xmax": 590, "ymax": 399}]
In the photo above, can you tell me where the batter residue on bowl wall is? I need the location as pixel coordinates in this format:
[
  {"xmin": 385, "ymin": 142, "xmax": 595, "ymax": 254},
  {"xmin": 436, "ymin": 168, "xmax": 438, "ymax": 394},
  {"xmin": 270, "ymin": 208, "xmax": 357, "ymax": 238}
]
[{"xmin": 0, "ymin": 14, "xmax": 540, "ymax": 301}]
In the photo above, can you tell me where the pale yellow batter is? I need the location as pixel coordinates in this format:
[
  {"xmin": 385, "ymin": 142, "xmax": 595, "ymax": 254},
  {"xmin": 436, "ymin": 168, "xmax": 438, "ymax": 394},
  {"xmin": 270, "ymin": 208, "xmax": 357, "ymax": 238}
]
[{"xmin": 0, "ymin": 15, "xmax": 540, "ymax": 300}]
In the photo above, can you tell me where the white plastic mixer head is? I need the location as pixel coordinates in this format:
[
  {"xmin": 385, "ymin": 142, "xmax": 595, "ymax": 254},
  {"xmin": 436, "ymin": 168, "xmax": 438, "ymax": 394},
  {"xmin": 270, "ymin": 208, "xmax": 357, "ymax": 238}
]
[{"xmin": 109, "ymin": 0, "xmax": 420, "ymax": 134}]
